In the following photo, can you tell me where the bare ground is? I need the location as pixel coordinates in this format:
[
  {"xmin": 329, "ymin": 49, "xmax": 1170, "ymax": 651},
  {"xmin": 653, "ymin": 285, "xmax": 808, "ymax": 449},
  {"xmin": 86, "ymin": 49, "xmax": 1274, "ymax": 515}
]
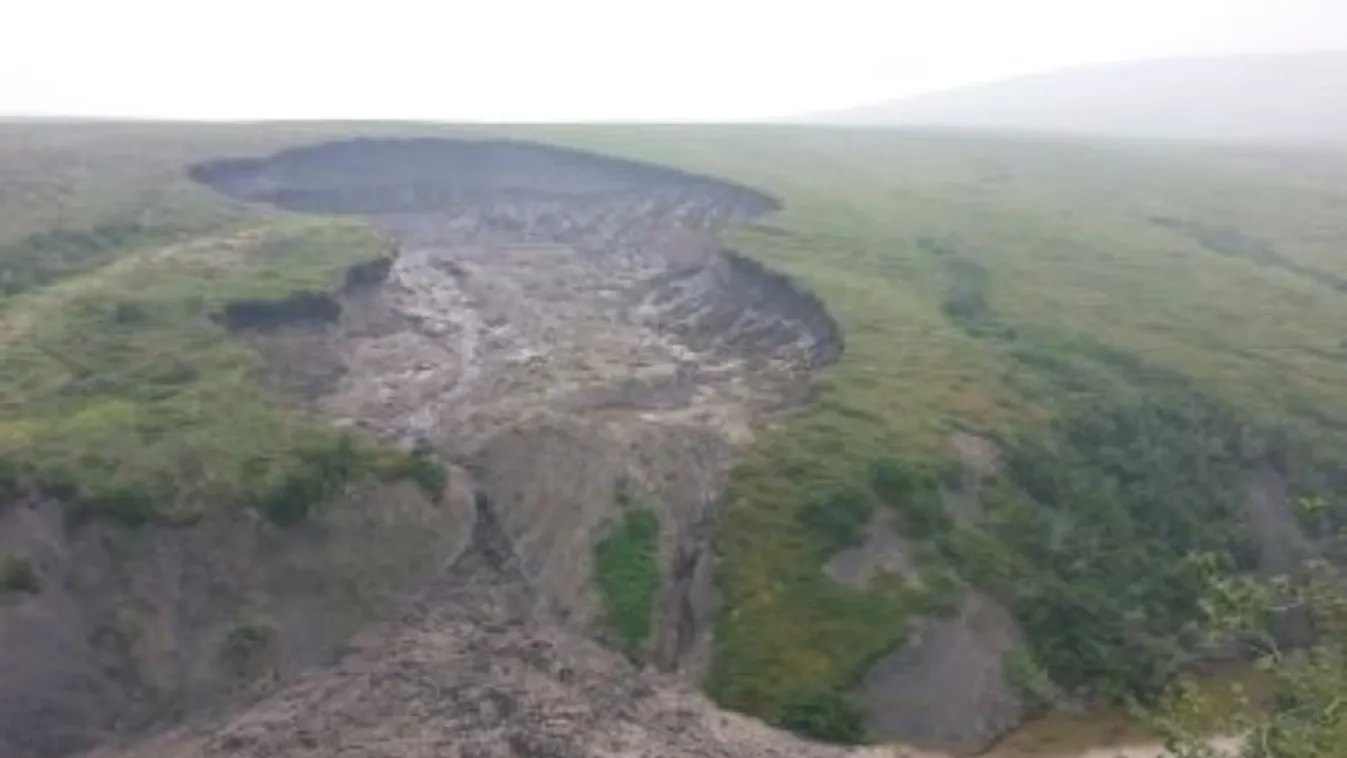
[{"xmin": 65, "ymin": 138, "xmax": 861, "ymax": 758}]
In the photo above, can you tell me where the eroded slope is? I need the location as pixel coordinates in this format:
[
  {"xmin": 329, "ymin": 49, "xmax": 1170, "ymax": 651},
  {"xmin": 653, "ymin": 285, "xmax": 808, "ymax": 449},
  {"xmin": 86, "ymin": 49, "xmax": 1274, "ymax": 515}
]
[{"xmin": 194, "ymin": 137, "xmax": 841, "ymax": 674}]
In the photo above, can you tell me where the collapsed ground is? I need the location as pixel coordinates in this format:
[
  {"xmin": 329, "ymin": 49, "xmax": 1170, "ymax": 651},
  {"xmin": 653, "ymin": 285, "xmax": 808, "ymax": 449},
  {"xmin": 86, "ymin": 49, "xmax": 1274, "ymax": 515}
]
[
  {"xmin": 2, "ymin": 125, "xmax": 1347, "ymax": 757},
  {"xmin": 0, "ymin": 135, "xmax": 854, "ymax": 757}
]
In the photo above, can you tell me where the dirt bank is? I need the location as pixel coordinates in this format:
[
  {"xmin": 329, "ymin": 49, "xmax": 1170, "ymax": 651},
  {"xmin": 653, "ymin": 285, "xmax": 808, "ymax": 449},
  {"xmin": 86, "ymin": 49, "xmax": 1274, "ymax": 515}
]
[{"xmin": 193, "ymin": 137, "xmax": 842, "ymax": 676}]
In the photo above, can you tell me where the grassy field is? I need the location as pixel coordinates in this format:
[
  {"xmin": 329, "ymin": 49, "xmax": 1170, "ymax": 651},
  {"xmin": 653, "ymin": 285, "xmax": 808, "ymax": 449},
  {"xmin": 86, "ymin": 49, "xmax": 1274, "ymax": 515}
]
[
  {"xmin": 4, "ymin": 122, "xmax": 1347, "ymax": 743},
  {"xmin": 533, "ymin": 128, "xmax": 1347, "ymax": 731},
  {"xmin": 0, "ymin": 129, "xmax": 445, "ymax": 524}
]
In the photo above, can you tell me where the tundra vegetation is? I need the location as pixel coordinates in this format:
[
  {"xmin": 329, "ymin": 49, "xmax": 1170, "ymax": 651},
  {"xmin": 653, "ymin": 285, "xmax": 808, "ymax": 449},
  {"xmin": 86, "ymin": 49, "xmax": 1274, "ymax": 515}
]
[{"xmin": 3, "ymin": 124, "xmax": 1347, "ymax": 749}]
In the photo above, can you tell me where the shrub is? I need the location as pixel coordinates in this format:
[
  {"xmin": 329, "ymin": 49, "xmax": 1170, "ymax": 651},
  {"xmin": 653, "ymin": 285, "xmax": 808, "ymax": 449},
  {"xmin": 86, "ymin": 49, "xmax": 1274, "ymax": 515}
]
[
  {"xmin": 377, "ymin": 442, "xmax": 448, "ymax": 503},
  {"xmin": 796, "ymin": 485, "xmax": 873, "ymax": 555},
  {"xmin": 778, "ymin": 688, "xmax": 867, "ymax": 744},
  {"xmin": 869, "ymin": 457, "xmax": 923, "ymax": 505},
  {"xmin": 593, "ymin": 505, "xmax": 661, "ymax": 656},
  {"xmin": 0, "ymin": 554, "xmax": 39, "ymax": 595},
  {"xmin": 253, "ymin": 434, "xmax": 362, "ymax": 526},
  {"xmin": 870, "ymin": 458, "xmax": 949, "ymax": 539}
]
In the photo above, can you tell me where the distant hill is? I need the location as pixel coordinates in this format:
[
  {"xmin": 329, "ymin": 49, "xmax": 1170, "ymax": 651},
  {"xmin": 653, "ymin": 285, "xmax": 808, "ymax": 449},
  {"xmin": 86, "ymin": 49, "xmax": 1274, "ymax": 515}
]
[{"xmin": 806, "ymin": 51, "xmax": 1347, "ymax": 144}]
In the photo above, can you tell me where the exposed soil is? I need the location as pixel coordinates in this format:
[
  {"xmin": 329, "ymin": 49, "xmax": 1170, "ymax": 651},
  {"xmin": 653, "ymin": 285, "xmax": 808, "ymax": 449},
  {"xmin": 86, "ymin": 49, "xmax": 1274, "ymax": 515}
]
[
  {"xmin": 84, "ymin": 495, "xmax": 918, "ymax": 758},
  {"xmin": 0, "ymin": 479, "xmax": 473, "ymax": 758},
  {"xmin": 860, "ymin": 591, "xmax": 1028, "ymax": 756},
  {"xmin": 29, "ymin": 137, "xmax": 863, "ymax": 757},
  {"xmin": 194, "ymin": 137, "xmax": 843, "ymax": 678}
]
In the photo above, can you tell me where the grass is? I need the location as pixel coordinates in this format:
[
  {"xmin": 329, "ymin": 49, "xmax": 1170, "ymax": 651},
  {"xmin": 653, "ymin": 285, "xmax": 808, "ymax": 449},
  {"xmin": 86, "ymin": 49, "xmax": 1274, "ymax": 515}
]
[
  {"xmin": 527, "ymin": 129, "xmax": 1347, "ymax": 725},
  {"xmin": 0, "ymin": 211, "xmax": 441, "ymax": 525},
  {"xmin": 593, "ymin": 501, "xmax": 662, "ymax": 656},
  {"xmin": 3, "ymin": 122, "xmax": 1347, "ymax": 744}
]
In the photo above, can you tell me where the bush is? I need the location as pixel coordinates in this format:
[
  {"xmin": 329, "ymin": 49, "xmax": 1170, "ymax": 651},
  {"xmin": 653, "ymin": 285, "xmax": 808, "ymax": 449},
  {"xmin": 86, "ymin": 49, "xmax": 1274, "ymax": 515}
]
[
  {"xmin": 870, "ymin": 457, "xmax": 949, "ymax": 539},
  {"xmin": 0, "ymin": 456, "xmax": 22, "ymax": 504},
  {"xmin": 77, "ymin": 486, "xmax": 160, "ymax": 527},
  {"xmin": 894, "ymin": 490, "xmax": 952, "ymax": 540},
  {"xmin": 377, "ymin": 442, "xmax": 448, "ymax": 503},
  {"xmin": 223, "ymin": 616, "xmax": 273, "ymax": 657},
  {"xmin": 0, "ymin": 554, "xmax": 39, "ymax": 595},
  {"xmin": 869, "ymin": 457, "xmax": 924, "ymax": 505},
  {"xmin": 593, "ymin": 505, "xmax": 661, "ymax": 656},
  {"xmin": 253, "ymin": 434, "xmax": 362, "ymax": 526},
  {"xmin": 778, "ymin": 688, "xmax": 867, "ymax": 744},
  {"xmin": 796, "ymin": 485, "xmax": 873, "ymax": 554}
]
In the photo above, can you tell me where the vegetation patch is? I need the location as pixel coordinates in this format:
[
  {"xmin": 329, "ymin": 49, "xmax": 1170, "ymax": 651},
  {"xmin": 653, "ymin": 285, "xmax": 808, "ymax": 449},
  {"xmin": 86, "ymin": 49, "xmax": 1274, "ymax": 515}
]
[
  {"xmin": 0, "ymin": 222, "xmax": 190, "ymax": 298},
  {"xmin": 9, "ymin": 124, "xmax": 1347, "ymax": 745},
  {"xmin": 593, "ymin": 499, "xmax": 661, "ymax": 657},
  {"xmin": 0, "ymin": 219, "xmax": 441, "ymax": 525},
  {"xmin": 778, "ymin": 687, "xmax": 868, "ymax": 745},
  {"xmin": 0, "ymin": 554, "xmax": 38, "ymax": 596},
  {"xmin": 555, "ymin": 128, "xmax": 1347, "ymax": 737},
  {"xmin": 795, "ymin": 484, "xmax": 873, "ymax": 556}
]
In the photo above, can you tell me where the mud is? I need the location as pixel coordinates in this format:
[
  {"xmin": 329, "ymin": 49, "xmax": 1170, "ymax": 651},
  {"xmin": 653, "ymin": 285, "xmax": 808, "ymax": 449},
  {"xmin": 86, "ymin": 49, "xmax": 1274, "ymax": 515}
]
[
  {"xmin": 860, "ymin": 592, "xmax": 1028, "ymax": 756},
  {"xmin": 86, "ymin": 516, "xmax": 909, "ymax": 758},
  {"xmin": 192, "ymin": 137, "xmax": 842, "ymax": 673},
  {"xmin": 72, "ymin": 137, "xmax": 864, "ymax": 758}
]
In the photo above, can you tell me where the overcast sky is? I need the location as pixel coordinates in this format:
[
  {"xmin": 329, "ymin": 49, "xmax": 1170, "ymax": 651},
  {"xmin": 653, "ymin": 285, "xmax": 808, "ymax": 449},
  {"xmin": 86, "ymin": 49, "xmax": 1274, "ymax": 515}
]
[{"xmin": 3, "ymin": 0, "xmax": 1345, "ymax": 121}]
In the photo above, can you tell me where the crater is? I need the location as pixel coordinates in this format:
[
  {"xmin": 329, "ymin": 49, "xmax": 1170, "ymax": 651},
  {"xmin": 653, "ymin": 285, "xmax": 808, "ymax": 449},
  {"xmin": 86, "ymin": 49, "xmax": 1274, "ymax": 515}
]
[
  {"xmin": 189, "ymin": 137, "xmax": 781, "ymax": 217},
  {"xmin": 190, "ymin": 137, "xmax": 844, "ymax": 676}
]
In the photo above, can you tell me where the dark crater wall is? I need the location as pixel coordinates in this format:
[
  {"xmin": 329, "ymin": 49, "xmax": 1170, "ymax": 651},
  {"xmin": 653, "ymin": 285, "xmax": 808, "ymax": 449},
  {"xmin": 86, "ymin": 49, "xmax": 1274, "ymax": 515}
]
[
  {"xmin": 188, "ymin": 138, "xmax": 847, "ymax": 671},
  {"xmin": 189, "ymin": 137, "xmax": 781, "ymax": 215},
  {"xmin": 181, "ymin": 136, "xmax": 849, "ymax": 727},
  {"xmin": 191, "ymin": 136, "xmax": 840, "ymax": 375}
]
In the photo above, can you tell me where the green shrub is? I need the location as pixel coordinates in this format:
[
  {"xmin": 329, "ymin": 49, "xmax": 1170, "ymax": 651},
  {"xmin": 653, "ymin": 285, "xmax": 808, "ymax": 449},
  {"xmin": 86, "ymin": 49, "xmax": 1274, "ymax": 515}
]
[
  {"xmin": 894, "ymin": 490, "xmax": 952, "ymax": 540},
  {"xmin": 1003, "ymin": 647, "xmax": 1056, "ymax": 712},
  {"xmin": 77, "ymin": 485, "xmax": 159, "ymax": 527},
  {"xmin": 376, "ymin": 442, "xmax": 448, "ymax": 503},
  {"xmin": 944, "ymin": 389, "xmax": 1263, "ymax": 702},
  {"xmin": 0, "ymin": 554, "xmax": 39, "ymax": 595},
  {"xmin": 0, "ymin": 222, "xmax": 182, "ymax": 297},
  {"xmin": 252, "ymin": 434, "xmax": 362, "ymax": 527},
  {"xmin": 796, "ymin": 485, "xmax": 873, "ymax": 555},
  {"xmin": 593, "ymin": 505, "xmax": 661, "ymax": 656},
  {"xmin": 0, "ymin": 456, "xmax": 22, "ymax": 504},
  {"xmin": 869, "ymin": 457, "xmax": 924, "ymax": 505},
  {"xmin": 870, "ymin": 458, "xmax": 949, "ymax": 539},
  {"xmin": 223, "ymin": 616, "xmax": 273, "ymax": 655},
  {"xmin": 777, "ymin": 688, "xmax": 867, "ymax": 744}
]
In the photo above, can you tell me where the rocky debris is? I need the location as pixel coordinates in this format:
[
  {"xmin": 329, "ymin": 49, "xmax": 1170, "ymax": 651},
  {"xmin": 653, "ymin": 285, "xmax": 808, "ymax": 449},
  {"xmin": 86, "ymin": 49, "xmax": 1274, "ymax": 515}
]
[
  {"xmin": 859, "ymin": 592, "xmax": 1028, "ymax": 756},
  {"xmin": 193, "ymin": 138, "xmax": 843, "ymax": 669}
]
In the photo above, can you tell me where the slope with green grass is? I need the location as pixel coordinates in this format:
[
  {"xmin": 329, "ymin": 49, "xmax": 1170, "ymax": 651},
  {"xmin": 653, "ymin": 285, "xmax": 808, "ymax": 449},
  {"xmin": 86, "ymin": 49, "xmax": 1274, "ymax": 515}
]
[
  {"xmin": 0, "ymin": 210, "xmax": 444, "ymax": 525},
  {"xmin": 4, "ymin": 123, "xmax": 1347, "ymax": 750},
  {"xmin": 530, "ymin": 128, "xmax": 1347, "ymax": 739}
]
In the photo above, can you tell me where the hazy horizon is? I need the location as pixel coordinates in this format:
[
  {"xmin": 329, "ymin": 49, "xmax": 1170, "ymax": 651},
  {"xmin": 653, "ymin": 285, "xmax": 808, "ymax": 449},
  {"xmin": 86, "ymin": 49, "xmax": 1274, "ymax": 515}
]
[{"xmin": 4, "ymin": 0, "xmax": 1346, "ymax": 122}]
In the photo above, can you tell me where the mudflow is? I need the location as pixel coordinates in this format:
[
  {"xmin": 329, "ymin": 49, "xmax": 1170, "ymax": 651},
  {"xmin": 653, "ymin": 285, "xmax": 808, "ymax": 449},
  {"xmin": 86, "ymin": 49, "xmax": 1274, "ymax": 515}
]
[{"xmin": 72, "ymin": 137, "xmax": 883, "ymax": 758}]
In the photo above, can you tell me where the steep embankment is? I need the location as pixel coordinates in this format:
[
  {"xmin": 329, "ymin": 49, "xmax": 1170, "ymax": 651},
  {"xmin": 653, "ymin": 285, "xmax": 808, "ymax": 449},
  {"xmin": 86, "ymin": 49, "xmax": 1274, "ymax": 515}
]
[
  {"xmin": 190, "ymin": 137, "xmax": 842, "ymax": 672},
  {"xmin": 0, "ymin": 222, "xmax": 474, "ymax": 758},
  {"xmin": 1, "ymin": 135, "xmax": 854, "ymax": 758},
  {"xmin": 6, "ymin": 125, "xmax": 1347, "ymax": 758}
]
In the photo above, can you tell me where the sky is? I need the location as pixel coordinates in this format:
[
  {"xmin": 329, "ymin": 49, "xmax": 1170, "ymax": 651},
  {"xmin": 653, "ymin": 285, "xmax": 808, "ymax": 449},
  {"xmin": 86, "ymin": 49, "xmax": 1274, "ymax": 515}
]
[{"xmin": 3, "ymin": 0, "xmax": 1345, "ymax": 121}]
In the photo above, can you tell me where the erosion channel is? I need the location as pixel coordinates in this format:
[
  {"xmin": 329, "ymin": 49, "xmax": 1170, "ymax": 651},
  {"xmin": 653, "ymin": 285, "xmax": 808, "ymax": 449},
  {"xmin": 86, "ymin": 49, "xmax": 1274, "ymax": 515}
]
[
  {"xmin": 194, "ymin": 136, "xmax": 842, "ymax": 670},
  {"xmin": 79, "ymin": 136, "xmax": 885, "ymax": 757}
]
